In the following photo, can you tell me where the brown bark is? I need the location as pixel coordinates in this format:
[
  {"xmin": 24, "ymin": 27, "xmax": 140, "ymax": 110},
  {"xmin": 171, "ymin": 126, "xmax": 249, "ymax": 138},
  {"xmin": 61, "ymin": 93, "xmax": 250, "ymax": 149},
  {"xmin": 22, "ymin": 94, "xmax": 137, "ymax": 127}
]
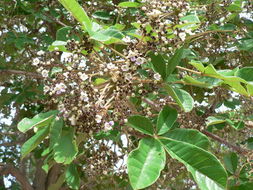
[
  {"xmin": 0, "ymin": 164, "xmax": 33, "ymax": 190},
  {"xmin": 46, "ymin": 164, "xmax": 62, "ymax": 189},
  {"xmin": 33, "ymin": 160, "xmax": 47, "ymax": 190}
]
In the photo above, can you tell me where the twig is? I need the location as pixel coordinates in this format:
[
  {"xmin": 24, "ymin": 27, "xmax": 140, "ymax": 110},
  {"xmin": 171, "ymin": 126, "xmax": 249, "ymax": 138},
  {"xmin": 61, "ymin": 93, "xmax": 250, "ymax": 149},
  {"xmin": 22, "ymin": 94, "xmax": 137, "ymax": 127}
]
[
  {"xmin": 0, "ymin": 164, "xmax": 34, "ymax": 190},
  {"xmin": 201, "ymin": 130, "xmax": 249, "ymax": 155},
  {"xmin": 176, "ymin": 66, "xmax": 202, "ymax": 75},
  {"xmin": 0, "ymin": 69, "xmax": 43, "ymax": 79},
  {"xmin": 143, "ymin": 97, "xmax": 250, "ymax": 155}
]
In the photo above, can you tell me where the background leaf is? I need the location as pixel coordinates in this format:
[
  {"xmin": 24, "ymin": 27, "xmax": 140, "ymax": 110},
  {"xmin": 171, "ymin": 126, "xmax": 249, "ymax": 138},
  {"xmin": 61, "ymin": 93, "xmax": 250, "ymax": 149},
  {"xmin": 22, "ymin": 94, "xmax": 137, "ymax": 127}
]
[
  {"xmin": 160, "ymin": 138, "xmax": 227, "ymax": 190},
  {"xmin": 162, "ymin": 128, "xmax": 210, "ymax": 149},
  {"xmin": 18, "ymin": 110, "xmax": 58, "ymax": 133},
  {"xmin": 127, "ymin": 138, "xmax": 166, "ymax": 190},
  {"xmin": 157, "ymin": 106, "xmax": 177, "ymax": 135},
  {"xmin": 127, "ymin": 115, "xmax": 154, "ymax": 135},
  {"xmin": 53, "ymin": 127, "xmax": 78, "ymax": 164},
  {"xmin": 66, "ymin": 163, "xmax": 80, "ymax": 190},
  {"xmin": 21, "ymin": 126, "xmax": 50, "ymax": 159},
  {"xmin": 164, "ymin": 85, "xmax": 194, "ymax": 112}
]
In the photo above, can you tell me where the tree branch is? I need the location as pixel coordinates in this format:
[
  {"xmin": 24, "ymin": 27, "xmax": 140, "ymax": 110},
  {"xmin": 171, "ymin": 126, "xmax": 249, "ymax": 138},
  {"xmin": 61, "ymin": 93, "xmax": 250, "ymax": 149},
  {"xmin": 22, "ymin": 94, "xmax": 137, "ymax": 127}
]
[
  {"xmin": 0, "ymin": 141, "xmax": 23, "ymax": 147},
  {"xmin": 0, "ymin": 69, "xmax": 43, "ymax": 79},
  {"xmin": 0, "ymin": 164, "xmax": 34, "ymax": 190},
  {"xmin": 143, "ymin": 98, "xmax": 250, "ymax": 155},
  {"xmin": 201, "ymin": 130, "xmax": 249, "ymax": 155}
]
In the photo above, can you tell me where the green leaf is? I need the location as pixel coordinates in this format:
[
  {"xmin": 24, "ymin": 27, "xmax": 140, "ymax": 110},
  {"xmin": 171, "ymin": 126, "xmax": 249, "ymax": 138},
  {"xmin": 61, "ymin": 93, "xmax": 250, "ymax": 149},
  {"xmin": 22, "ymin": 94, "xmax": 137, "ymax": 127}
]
[
  {"xmin": 21, "ymin": 126, "xmax": 50, "ymax": 159},
  {"xmin": 49, "ymin": 118, "xmax": 63, "ymax": 149},
  {"xmin": 164, "ymin": 85, "xmax": 194, "ymax": 112},
  {"xmin": 127, "ymin": 115, "xmax": 154, "ymax": 135},
  {"xmin": 53, "ymin": 127, "xmax": 78, "ymax": 164},
  {"xmin": 157, "ymin": 106, "xmax": 177, "ymax": 135},
  {"xmin": 223, "ymin": 152, "xmax": 238, "ymax": 174},
  {"xmin": 56, "ymin": 26, "xmax": 72, "ymax": 41},
  {"xmin": 148, "ymin": 52, "xmax": 167, "ymax": 80},
  {"xmin": 48, "ymin": 41, "xmax": 68, "ymax": 52},
  {"xmin": 58, "ymin": 0, "xmax": 92, "ymax": 34},
  {"xmin": 18, "ymin": 110, "xmax": 58, "ymax": 133},
  {"xmin": 160, "ymin": 138, "xmax": 227, "ymax": 190},
  {"xmin": 92, "ymin": 11, "xmax": 111, "ymax": 20},
  {"xmin": 206, "ymin": 116, "xmax": 226, "ymax": 126},
  {"xmin": 118, "ymin": 2, "xmax": 141, "ymax": 8},
  {"xmin": 66, "ymin": 163, "xmax": 80, "ymax": 190},
  {"xmin": 162, "ymin": 128, "xmax": 210, "ymax": 149},
  {"xmin": 180, "ymin": 14, "xmax": 200, "ymax": 23},
  {"xmin": 166, "ymin": 48, "xmax": 184, "ymax": 77},
  {"xmin": 235, "ymin": 67, "xmax": 253, "ymax": 81},
  {"xmin": 127, "ymin": 138, "xmax": 166, "ymax": 190}
]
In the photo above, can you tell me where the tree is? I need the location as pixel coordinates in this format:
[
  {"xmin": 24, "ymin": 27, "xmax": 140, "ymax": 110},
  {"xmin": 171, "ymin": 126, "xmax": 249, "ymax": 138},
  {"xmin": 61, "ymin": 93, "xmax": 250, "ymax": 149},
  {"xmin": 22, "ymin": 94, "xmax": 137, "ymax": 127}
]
[{"xmin": 0, "ymin": 0, "xmax": 253, "ymax": 189}]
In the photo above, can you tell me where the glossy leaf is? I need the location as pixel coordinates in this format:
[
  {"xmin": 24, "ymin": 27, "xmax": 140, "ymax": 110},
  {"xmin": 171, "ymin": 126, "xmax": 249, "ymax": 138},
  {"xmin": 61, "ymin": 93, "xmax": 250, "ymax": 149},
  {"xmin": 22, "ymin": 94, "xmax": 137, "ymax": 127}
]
[
  {"xmin": 21, "ymin": 126, "xmax": 50, "ymax": 159},
  {"xmin": 58, "ymin": 0, "xmax": 92, "ymax": 34},
  {"xmin": 148, "ymin": 52, "xmax": 167, "ymax": 80},
  {"xmin": 235, "ymin": 67, "xmax": 253, "ymax": 81},
  {"xmin": 118, "ymin": 2, "xmax": 140, "ymax": 8},
  {"xmin": 223, "ymin": 152, "xmax": 238, "ymax": 174},
  {"xmin": 206, "ymin": 116, "xmax": 226, "ymax": 126},
  {"xmin": 66, "ymin": 163, "xmax": 80, "ymax": 190},
  {"xmin": 18, "ymin": 110, "xmax": 58, "ymax": 133},
  {"xmin": 92, "ymin": 11, "xmax": 111, "ymax": 20},
  {"xmin": 164, "ymin": 85, "xmax": 194, "ymax": 112},
  {"xmin": 160, "ymin": 138, "xmax": 227, "ymax": 190},
  {"xmin": 162, "ymin": 128, "xmax": 210, "ymax": 149},
  {"xmin": 166, "ymin": 48, "xmax": 184, "ymax": 77},
  {"xmin": 53, "ymin": 127, "xmax": 78, "ymax": 164},
  {"xmin": 127, "ymin": 115, "xmax": 154, "ymax": 135},
  {"xmin": 49, "ymin": 118, "xmax": 63, "ymax": 149},
  {"xmin": 157, "ymin": 106, "xmax": 177, "ymax": 135},
  {"xmin": 127, "ymin": 138, "xmax": 166, "ymax": 190}
]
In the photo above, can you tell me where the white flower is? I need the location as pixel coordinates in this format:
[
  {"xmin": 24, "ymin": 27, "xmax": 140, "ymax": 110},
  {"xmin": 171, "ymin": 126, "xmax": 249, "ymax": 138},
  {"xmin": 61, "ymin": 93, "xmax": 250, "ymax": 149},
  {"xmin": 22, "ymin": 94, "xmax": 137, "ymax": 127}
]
[
  {"xmin": 125, "ymin": 73, "xmax": 132, "ymax": 80},
  {"xmin": 154, "ymin": 73, "xmax": 161, "ymax": 81},
  {"xmin": 95, "ymin": 114, "xmax": 103, "ymax": 123},
  {"xmin": 54, "ymin": 83, "xmax": 67, "ymax": 94},
  {"xmin": 136, "ymin": 57, "xmax": 146, "ymax": 65},
  {"xmin": 127, "ymin": 50, "xmax": 138, "ymax": 58},
  {"xmin": 32, "ymin": 58, "xmax": 40, "ymax": 66},
  {"xmin": 122, "ymin": 36, "xmax": 131, "ymax": 43},
  {"xmin": 147, "ymin": 9, "xmax": 162, "ymax": 17},
  {"xmin": 79, "ymin": 73, "xmax": 88, "ymax": 81},
  {"xmin": 121, "ymin": 65, "xmax": 129, "ymax": 72},
  {"xmin": 69, "ymin": 115, "xmax": 76, "ymax": 125},
  {"xmin": 41, "ymin": 70, "xmax": 49, "ymax": 78},
  {"xmin": 104, "ymin": 121, "xmax": 114, "ymax": 131},
  {"xmin": 37, "ymin": 50, "xmax": 45, "ymax": 56},
  {"xmin": 80, "ymin": 91, "xmax": 89, "ymax": 102},
  {"xmin": 179, "ymin": 32, "xmax": 187, "ymax": 41},
  {"xmin": 107, "ymin": 63, "xmax": 116, "ymax": 70},
  {"xmin": 43, "ymin": 85, "xmax": 50, "ymax": 93}
]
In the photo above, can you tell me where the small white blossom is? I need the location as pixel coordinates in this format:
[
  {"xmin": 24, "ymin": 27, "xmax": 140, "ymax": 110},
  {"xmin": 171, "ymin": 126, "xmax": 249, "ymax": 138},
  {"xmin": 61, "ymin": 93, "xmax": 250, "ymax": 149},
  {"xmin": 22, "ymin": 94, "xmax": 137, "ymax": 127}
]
[
  {"xmin": 136, "ymin": 57, "xmax": 146, "ymax": 65},
  {"xmin": 32, "ymin": 58, "xmax": 40, "ymax": 66},
  {"xmin": 107, "ymin": 63, "xmax": 116, "ymax": 70},
  {"xmin": 122, "ymin": 36, "xmax": 131, "ymax": 43},
  {"xmin": 121, "ymin": 65, "xmax": 129, "ymax": 72},
  {"xmin": 43, "ymin": 85, "xmax": 50, "ymax": 93},
  {"xmin": 80, "ymin": 91, "xmax": 89, "ymax": 102},
  {"xmin": 154, "ymin": 73, "xmax": 161, "ymax": 81},
  {"xmin": 41, "ymin": 70, "xmax": 49, "ymax": 78},
  {"xmin": 179, "ymin": 32, "xmax": 187, "ymax": 41},
  {"xmin": 95, "ymin": 114, "xmax": 103, "ymax": 123},
  {"xmin": 104, "ymin": 121, "xmax": 114, "ymax": 131},
  {"xmin": 37, "ymin": 50, "xmax": 45, "ymax": 56},
  {"xmin": 79, "ymin": 73, "xmax": 88, "ymax": 81},
  {"xmin": 125, "ymin": 73, "xmax": 132, "ymax": 80},
  {"xmin": 69, "ymin": 115, "xmax": 76, "ymax": 125}
]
